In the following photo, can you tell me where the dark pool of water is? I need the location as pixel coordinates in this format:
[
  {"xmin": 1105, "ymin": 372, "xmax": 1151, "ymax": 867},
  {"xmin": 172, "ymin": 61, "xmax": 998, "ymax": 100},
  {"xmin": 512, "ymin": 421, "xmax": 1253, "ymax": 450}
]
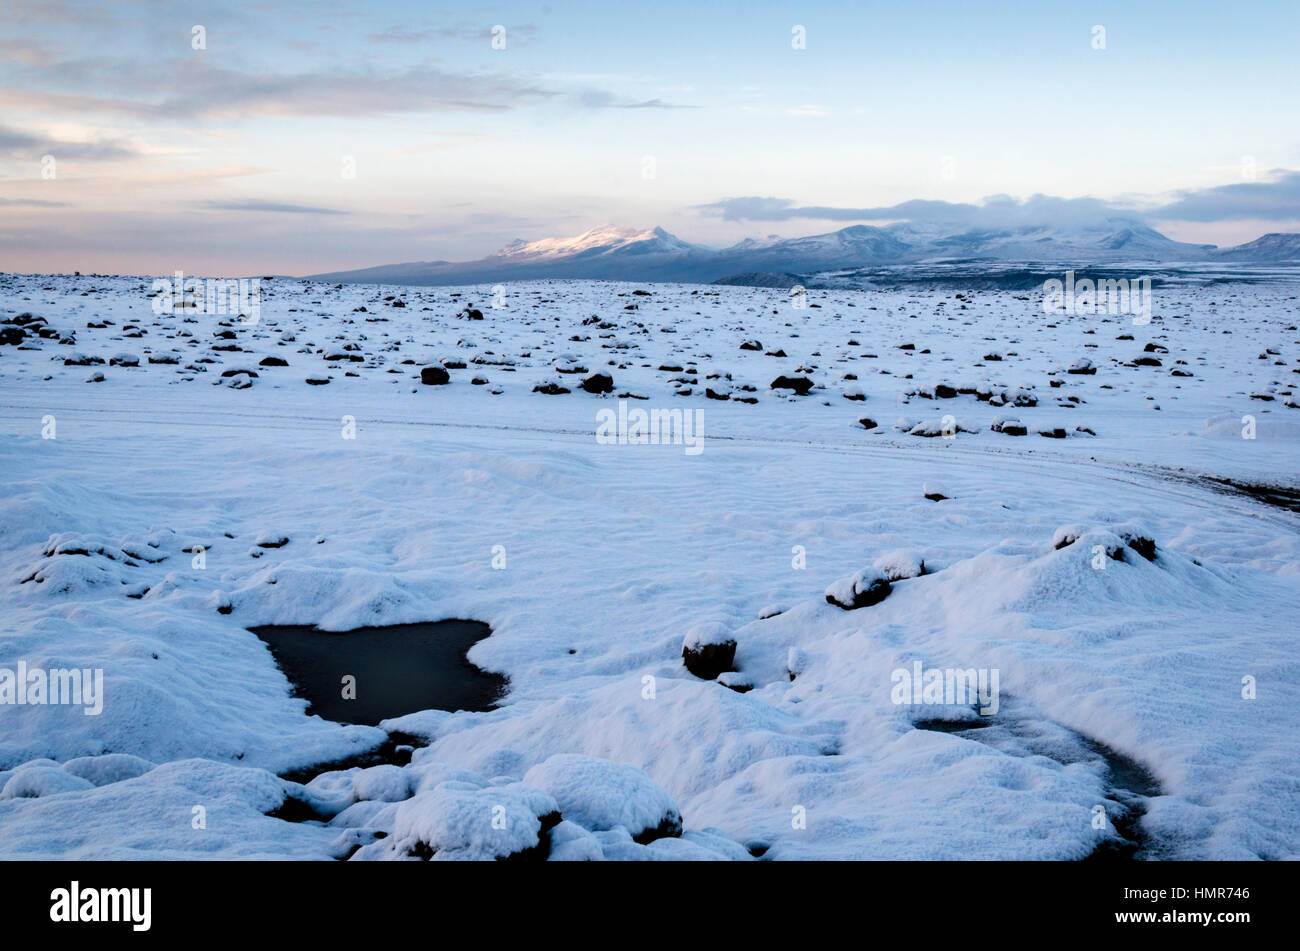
[
  {"xmin": 914, "ymin": 709, "xmax": 1163, "ymax": 860},
  {"xmin": 249, "ymin": 619, "xmax": 506, "ymax": 726}
]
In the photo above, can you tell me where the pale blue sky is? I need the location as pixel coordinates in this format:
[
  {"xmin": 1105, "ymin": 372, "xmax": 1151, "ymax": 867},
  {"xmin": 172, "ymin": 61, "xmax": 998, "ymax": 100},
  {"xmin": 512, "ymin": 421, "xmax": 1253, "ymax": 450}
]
[{"xmin": 1, "ymin": 0, "xmax": 1298, "ymax": 274}]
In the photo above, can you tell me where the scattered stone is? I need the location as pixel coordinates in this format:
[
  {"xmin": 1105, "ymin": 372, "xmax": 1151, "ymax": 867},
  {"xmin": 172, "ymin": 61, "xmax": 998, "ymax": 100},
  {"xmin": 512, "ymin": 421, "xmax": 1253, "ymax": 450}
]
[
  {"xmin": 64, "ymin": 352, "xmax": 104, "ymax": 366},
  {"xmin": 824, "ymin": 568, "xmax": 891, "ymax": 610},
  {"xmin": 874, "ymin": 550, "xmax": 926, "ymax": 581},
  {"xmin": 770, "ymin": 375, "xmax": 814, "ymax": 395},
  {"xmin": 922, "ymin": 482, "xmax": 949, "ymax": 501},
  {"xmin": 580, "ymin": 371, "xmax": 614, "ymax": 394},
  {"xmin": 681, "ymin": 622, "xmax": 737, "ymax": 679}
]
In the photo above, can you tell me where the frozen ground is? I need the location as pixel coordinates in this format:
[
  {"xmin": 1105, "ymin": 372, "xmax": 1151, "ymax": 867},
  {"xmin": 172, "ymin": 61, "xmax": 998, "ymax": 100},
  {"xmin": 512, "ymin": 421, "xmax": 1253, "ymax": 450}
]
[{"xmin": 1, "ymin": 272, "xmax": 1298, "ymax": 860}]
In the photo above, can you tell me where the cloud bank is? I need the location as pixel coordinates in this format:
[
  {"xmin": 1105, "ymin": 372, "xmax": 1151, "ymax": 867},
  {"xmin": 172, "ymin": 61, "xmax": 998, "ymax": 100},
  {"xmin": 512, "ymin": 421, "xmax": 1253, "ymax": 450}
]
[{"xmin": 697, "ymin": 170, "xmax": 1300, "ymax": 229}]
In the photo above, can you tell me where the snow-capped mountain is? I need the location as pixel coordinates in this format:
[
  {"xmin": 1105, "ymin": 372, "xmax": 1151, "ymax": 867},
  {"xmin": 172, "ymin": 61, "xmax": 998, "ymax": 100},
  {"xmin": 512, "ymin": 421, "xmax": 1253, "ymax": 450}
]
[
  {"xmin": 496, "ymin": 225, "xmax": 701, "ymax": 261},
  {"xmin": 896, "ymin": 218, "xmax": 1219, "ymax": 262},
  {"xmin": 310, "ymin": 220, "xmax": 1300, "ymax": 286}
]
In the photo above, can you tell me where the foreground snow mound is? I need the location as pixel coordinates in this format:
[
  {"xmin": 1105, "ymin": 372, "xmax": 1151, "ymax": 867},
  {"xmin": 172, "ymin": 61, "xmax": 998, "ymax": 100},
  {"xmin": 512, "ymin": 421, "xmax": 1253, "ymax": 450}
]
[
  {"xmin": 59, "ymin": 754, "xmax": 155, "ymax": 787},
  {"xmin": 333, "ymin": 755, "xmax": 738, "ymax": 861},
  {"xmin": 383, "ymin": 780, "xmax": 559, "ymax": 861},
  {"xmin": 523, "ymin": 754, "xmax": 682, "ymax": 842},
  {"xmin": 351, "ymin": 764, "xmax": 411, "ymax": 803},
  {"xmin": 1, "ymin": 767, "xmax": 94, "ymax": 799},
  {"xmin": 0, "ymin": 759, "xmax": 336, "ymax": 860}
]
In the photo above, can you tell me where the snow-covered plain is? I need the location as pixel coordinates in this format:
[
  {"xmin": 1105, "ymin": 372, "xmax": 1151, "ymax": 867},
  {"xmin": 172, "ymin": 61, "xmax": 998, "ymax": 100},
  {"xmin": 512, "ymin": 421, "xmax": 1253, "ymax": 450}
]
[{"xmin": 1, "ymin": 272, "xmax": 1298, "ymax": 860}]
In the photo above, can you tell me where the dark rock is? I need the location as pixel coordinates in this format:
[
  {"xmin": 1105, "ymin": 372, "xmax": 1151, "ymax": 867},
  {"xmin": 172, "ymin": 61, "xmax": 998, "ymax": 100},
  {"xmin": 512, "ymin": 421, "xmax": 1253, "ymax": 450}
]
[
  {"xmin": 420, "ymin": 365, "xmax": 451, "ymax": 385},
  {"xmin": 580, "ymin": 371, "xmax": 614, "ymax": 394},
  {"xmin": 771, "ymin": 375, "xmax": 814, "ymax": 395},
  {"xmin": 1119, "ymin": 530, "xmax": 1157, "ymax": 562},
  {"xmin": 682, "ymin": 639, "xmax": 737, "ymax": 680},
  {"xmin": 824, "ymin": 571, "xmax": 891, "ymax": 610}
]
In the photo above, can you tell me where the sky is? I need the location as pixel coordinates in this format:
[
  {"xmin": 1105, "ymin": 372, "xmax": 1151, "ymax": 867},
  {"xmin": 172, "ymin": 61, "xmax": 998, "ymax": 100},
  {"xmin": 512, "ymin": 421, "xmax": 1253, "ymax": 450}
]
[{"xmin": 1, "ymin": 0, "xmax": 1299, "ymax": 276}]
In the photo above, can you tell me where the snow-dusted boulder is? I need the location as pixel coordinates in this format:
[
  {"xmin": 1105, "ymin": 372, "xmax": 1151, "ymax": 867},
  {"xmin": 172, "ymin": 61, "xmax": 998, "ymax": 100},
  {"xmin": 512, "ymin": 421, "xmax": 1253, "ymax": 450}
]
[
  {"xmin": 533, "ymin": 378, "xmax": 570, "ymax": 395},
  {"xmin": 873, "ymin": 549, "xmax": 926, "ymax": 581},
  {"xmin": 523, "ymin": 754, "xmax": 682, "ymax": 843},
  {"xmin": 681, "ymin": 621, "xmax": 736, "ymax": 679},
  {"xmin": 420, "ymin": 365, "xmax": 450, "ymax": 385},
  {"xmin": 1052, "ymin": 525, "xmax": 1132, "ymax": 562},
  {"xmin": 1052, "ymin": 525, "xmax": 1085, "ymax": 550},
  {"xmin": 991, "ymin": 415, "xmax": 1027, "ymax": 436},
  {"xmin": 907, "ymin": 419, "xmax": 947, "ymax": 437},
  {"xmin": 923, "ymin": 481, "xmax": 949, "ymax": 501},
  {"xmin": 1114, "ymin": 521, "xmax": 1158, "ymax": 562},
  {"xmin": 786, "ymin": 647, "xmax": 808, "ymax": 681},
  {"xmin": 388, "ymin": 780, "xmax": 559, "ymax": 861},
  {"xmin": 1, "ymin": 766, "xmax": 95, "ymax": 799},
  {"xmin": 824, "ymin": 568, "xmax": 891, "ymax": 610}
]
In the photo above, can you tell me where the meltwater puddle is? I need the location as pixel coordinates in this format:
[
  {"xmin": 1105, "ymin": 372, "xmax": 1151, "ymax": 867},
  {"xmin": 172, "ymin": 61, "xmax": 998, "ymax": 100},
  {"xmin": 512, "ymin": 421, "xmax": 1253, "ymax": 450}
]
[
  {"xmin": 914, "ymin": 701, "xmax": 1163, "ymax": 860},
  {"xmin": 249, "ymin": 619, "xmax": 507, "ymax": 726}
]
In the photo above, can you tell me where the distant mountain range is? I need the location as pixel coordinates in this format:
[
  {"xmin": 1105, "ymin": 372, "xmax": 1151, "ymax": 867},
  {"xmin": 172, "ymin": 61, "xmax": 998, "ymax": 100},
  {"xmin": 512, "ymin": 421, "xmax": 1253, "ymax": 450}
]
[{"xmin": 309, "ymin": 221, "xmax": 1300, "ymax": 287}]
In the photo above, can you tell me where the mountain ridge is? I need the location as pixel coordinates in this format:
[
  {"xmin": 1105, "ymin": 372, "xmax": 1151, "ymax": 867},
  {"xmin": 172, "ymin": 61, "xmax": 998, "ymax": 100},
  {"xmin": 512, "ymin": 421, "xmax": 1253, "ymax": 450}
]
[{"xmin": 309, "ymin": 220, "xmax": 1300, "ymax": 286}]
